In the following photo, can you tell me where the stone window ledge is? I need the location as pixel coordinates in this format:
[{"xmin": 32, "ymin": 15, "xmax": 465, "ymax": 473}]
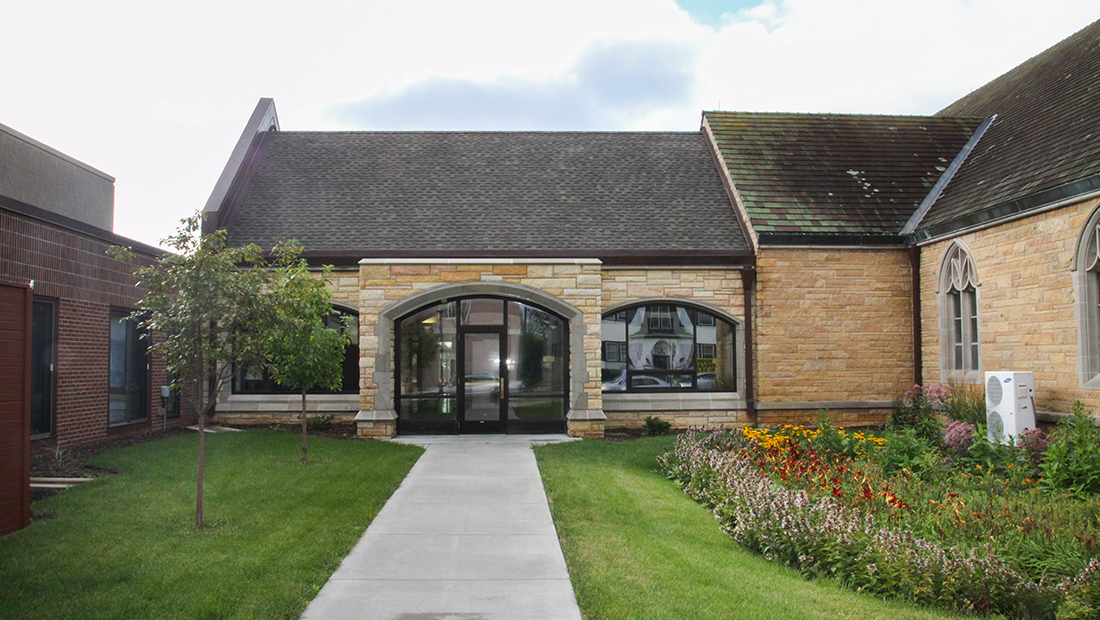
[
  {"xmin": 602, "ymin": 392, "xmax": 743, "ymax": 412},
  {"xmin": 218, "ymin": 393, "xmax": 359, "ymax": 413}
]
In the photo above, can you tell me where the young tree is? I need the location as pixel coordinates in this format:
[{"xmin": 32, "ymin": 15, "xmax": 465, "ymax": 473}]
[
  {"xmin": 265, "ymin": 241, "xmax": 350, "ymax": 464},
  {"xmin": 112, "ymin": 213, "xmax": 273, "ymax": 529}
]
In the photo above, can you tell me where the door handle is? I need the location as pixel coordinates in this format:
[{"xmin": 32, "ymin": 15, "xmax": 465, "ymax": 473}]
[{"xmin": 500, "ymin": 377, "xmax": 505, "ymax": 392}]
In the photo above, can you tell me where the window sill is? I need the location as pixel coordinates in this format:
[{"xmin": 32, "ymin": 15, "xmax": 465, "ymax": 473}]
[
  {"xmin": 602, "ymin": 392, "xmax": 743, "ymax": 412},
  {"xmin": 107, "ymin": 419, "xmax": 150, "ymax": 434},
  {"xmin": 219, "ymin": 393, "xmax": 359, "ymax": 413}
]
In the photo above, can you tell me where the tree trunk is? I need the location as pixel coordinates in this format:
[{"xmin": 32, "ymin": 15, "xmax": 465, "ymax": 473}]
[
  {"xmin": 301, "ymin": 386, "xmax": 308, "ymax": 464},
  {"xmin": 196, "ymin": 408, "xmax": 205, "ymax": 530}
]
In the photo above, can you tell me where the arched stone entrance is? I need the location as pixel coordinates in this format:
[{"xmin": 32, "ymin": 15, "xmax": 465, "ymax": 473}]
[{"xmin": 356, "ymin": 280, "xmax": 603, "ymax": 436}]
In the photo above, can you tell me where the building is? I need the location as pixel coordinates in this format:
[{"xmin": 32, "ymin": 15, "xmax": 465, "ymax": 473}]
[
  {"xmin": 204, "ymin": 18, "xmax": 1100, "ymax": 438},
  {"xmin": 0, "ymin": 123, "xmax": 191, "ymax": 534}
]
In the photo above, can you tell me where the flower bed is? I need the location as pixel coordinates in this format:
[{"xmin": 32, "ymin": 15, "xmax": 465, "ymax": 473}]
[{"xmin": 660, "ymin": 420, "xmax": 1100, "ymax": 619}]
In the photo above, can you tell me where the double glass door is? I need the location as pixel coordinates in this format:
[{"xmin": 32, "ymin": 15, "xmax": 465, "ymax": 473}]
[{"xmin": 396, "ymin": 297, "xmax": 567, "ymax": 434}]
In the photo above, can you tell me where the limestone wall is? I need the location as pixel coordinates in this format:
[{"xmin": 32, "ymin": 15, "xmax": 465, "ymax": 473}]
[
  {"xmin": 919, "ymin": 197, "xmax": 1100, "ymax": 414},
  {"xmin": 357, "ymin": 260, "xmax": 604, "ymax": 436},
  {"xmin": 754, "ymin": 248, "xmax": 914, "ymax": 427}
]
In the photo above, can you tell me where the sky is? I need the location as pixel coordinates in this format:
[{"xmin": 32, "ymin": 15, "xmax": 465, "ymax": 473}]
[{"xmin": 3, "ymin": 0, "xmax": 1098, "ymax": 249}]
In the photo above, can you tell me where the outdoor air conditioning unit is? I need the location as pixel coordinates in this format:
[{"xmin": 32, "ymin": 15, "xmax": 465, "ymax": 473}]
[{"xmin": 984, "ymin": 371, "xmax": 1036, "ymax": 444}]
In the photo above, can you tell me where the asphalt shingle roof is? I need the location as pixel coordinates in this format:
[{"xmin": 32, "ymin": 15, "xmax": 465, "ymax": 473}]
[
  {"xmin": 923, "ymin": 19, "xmax": 1100, "ymax": 230},
  {"xmin": 704, "ymin": 112, "xmax": 981, "ymax": 236},
  {"xmin": 222, "ymin": 131, "xmax": 750, "ymax": 259}
]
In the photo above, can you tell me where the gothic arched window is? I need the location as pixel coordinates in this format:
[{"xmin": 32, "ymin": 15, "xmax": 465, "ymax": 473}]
[
  {"xmin": 1074, "ymin": 211, "xmax": 1100, "ymax": 388},
  {"xmin": 939, "ymin": 243, "xmax": 981, "ymax": 382}
]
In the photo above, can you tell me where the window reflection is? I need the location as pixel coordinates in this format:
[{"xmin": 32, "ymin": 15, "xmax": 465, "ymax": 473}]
[
  {"xmin": 396, "ymin": 297, "xmax": 568, "ymax": 424},
  {"xmin": 399, "ymin": 302, "xmax": 457, "ymax": 396},
  {"xmin": 508, "ymin": 301, "xmax": 564, "ymax": 395},
  {"xmin": 602, "ymin": 304, "xmax": 737, "ymax": 392}
]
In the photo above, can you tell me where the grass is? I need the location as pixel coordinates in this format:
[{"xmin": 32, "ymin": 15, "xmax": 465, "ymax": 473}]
[
  {"xmin": 534, "ymin": 437, "xmax": 969, "ymax": 620},
  {"xmin": 0, "ymin": 430, "xmax": 423, "ymax": 620}
]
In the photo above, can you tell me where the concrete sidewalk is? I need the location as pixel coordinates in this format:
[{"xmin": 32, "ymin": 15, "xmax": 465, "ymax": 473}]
[{"xmin": 300, "ymin": 435, "xmax": 583, "ymax": 620}]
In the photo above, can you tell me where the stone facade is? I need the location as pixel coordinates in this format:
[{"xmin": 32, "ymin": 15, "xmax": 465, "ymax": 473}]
[
  {"xmin": 355, "ymin": 259, "xmax": 604, "ymax": 438},
  {"xmin": 600, "ymin": 267, "xmax": 749, "ymax": 431},
  {"xmin": 754, "ymin": 248, "xmax": 915, "ymax": 427},
  {"xmin": 214, "ymin": 268, "xmax": 363, "ymax": 425},
  {"xmin": 919, "ymin": 197, "xmax": 1100, "ymax": 415}
]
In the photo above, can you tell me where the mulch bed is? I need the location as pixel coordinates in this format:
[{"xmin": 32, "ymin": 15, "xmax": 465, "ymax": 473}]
[{"xmin": 31, "ymin": 429, "xmax": 189, "ymax": 479}]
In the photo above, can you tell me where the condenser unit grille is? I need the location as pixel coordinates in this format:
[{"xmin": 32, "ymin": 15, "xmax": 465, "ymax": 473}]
[{"xmin": 987, "ymin": 375, "xmax": 1003, "ymax": 407}]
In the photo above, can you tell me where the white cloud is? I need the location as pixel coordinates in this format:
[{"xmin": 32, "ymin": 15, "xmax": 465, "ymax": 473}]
[{"xmin": 335, "ymin": 40, "xmax": 700, "ymax": 130}]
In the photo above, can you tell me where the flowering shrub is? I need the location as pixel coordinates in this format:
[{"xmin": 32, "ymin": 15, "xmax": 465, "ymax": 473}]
[
  {"xmin": 944, "ymin": 420, "xmax": 976, "ymax": 456},
  {"xmin": 1017, "ymin": 428, "xmax": 1051, "ymax": 469},
  {"xmin": 661, "ymin": 427, "xmax": 1100, "ymax": 618},
  {"xmin": 892, "ymin": 384, "xmax": 949, "ymax": 445}
]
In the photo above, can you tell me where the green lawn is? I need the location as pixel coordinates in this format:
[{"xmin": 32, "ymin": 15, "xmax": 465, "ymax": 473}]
[
  {"xmin": 535, "ymin": 437, "xmax": 971, "ymax": 620},
  {"xmin": 0, "ymin": 430, "xmax": 422, "ymax": 620}
]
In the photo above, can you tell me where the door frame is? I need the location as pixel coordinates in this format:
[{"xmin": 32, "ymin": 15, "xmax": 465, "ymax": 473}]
[{"xmin": 457, "ymin": 326, "xmax": 506, "ymax": 433}]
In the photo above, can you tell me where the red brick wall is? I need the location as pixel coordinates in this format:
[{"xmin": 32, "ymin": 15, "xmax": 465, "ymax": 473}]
[{"xmin": 1, "ymin": 207, "xmax": 194, "ymax": 450}]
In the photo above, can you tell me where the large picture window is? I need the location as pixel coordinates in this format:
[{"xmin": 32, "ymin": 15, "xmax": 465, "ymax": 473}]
[
  {"xmin": 109, "ymin": 309, "xmax": 149, "ymax": 425},
  {"xmin": 939, "ymin": 243, "xmax": 981, "ymax": 382},
  {"xmin": 601, "ymin": 304, "xmax": 737, "ymax": 392},
  {"xmin": 233, "ymin": 307, "xmax": 359, "ymax": 394}
]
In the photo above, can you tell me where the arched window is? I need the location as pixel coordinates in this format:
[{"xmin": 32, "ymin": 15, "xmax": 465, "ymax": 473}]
[
  {"xmin": 601, "ymin": 303, "xmax": 737, "ymax": 392},
  {"xmin": 233, "ymin": 306, "xmax": 360, "ymax": 394},
  {"xmin": 1074, "ymin": 209, "xmax": 1100, "ymax": 388},
  {"xmin": 939, "ymin": 243, "xmax": 981, "ymax": 382}
]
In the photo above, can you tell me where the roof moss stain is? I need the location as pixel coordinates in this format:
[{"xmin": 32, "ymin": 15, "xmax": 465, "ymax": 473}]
[{"xmin": 705, "ymin": 111, "xmax": 981, "ymax": 235}]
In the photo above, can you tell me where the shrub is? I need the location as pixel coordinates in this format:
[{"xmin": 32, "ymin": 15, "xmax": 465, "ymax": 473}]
[
  {"xmin": 877, "ymin": 428, "xmax": 935, "ymax": 475},
  {"xmin": 1042, "ymin": 402, "xmax": 1100, "ymax": 495},
  {"xmin": 944, "ymin": 420, "xmax": 977, "ymax": 456},
  {"xmin": 946, "ymin": 381, "xmax": 986, "ymax": 426},
  {"xmin": 891, "ymin": 384, "xmax": 947, "ymax": 445},
  {"xmin": 1017, "ymin": 428, "xmax": 1051, "ymax": 471},
  {"xmin": 642, "ymin": 415, "xmax": 672, "ymax": 437},
  {"xmin": 1059, "ymin": 559, "xmax": 1100, "ymax": 619},
  {"xmin": 306, "ymin": 413, "xmax": 335, "ymax": 432}
]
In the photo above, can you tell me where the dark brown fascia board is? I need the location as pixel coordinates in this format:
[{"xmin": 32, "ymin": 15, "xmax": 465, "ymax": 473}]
[
  {"xmin": 202, "ymin": 98, "xmax": 279, "ymax": 234},
  {"xmin": 210, "ymin": 130, "xmax": 273, "ymax": 233},
  {"xmin": 0, "ymin": 194, "xmax": 167, "ymax": 257},
  {"xmin": 292, "ymin": 248, "xmax": 757, "ymax": 268},
  {"xmin": 757, "ymin": 232, "xmax": 907, "ymax": 247},
  {"xmin": 906, "ymin": 172, "xmax": 1100, "ymax": 245}
]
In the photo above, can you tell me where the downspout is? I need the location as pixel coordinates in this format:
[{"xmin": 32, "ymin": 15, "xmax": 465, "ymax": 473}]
[
  {"xmin": 740, "ymin": 267, "xmax": 757, "ymax": 427},
  {"xmin": 909, "ymin": 245, "xmax": 923, "ymax": 385}
]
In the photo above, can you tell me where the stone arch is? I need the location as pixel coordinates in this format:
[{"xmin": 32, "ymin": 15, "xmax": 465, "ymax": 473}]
[
  {"xmin": 1073, "ymin": 203, "xmax": 1100, "ymax": 387},
  {"xmin": 370, "ymin": 281, "xmax": 593, "ymax": 417}
]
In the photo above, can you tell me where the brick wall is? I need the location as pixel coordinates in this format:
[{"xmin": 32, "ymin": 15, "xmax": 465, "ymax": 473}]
[
  {"xmin": 919, "ymin": 197, "xmax": 1100, "ymax": 414},
  {"xmin": 600, "ymin": 267, "xmax": 748, "ymax": 430},
  {"xmin": 755, "ymin": 248, "xmax": 914, "ymax": 427},
  {"xmin": 1, "ymin": 208, "xmax": 188, "ymax": 450}
]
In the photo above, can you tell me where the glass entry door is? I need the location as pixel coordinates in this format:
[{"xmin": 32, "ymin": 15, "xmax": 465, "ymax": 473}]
[
  {"xmin": 396, "ymin": 297, "xmax": 568, "ymax": 435},
  {"xmin": 460, "ymin": 330, "xmax": 505, "ymax": 433}
]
